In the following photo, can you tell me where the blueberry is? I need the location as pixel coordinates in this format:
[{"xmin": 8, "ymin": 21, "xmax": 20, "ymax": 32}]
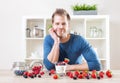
[
  {"xmin": 30, "ymin": 75, "xmax": 34, "ymax": 78},
  {"xmin": 80, "ymin": 71, "xmax": 82, "ymax": 74},
  {"xmin": 73, "ymin": 76, "xmax": 77, "ymax": 80},
  {"xmin": 49, "ymin": 73, "xmax": 51, "ymax": 76},
  {"xmin": 86, "ymin": 76, "xmax": 90, "ymax": 79},
  {"xmin": 97, "ymin": 76, "xmax": 100, "ymax": 79},
  {"xmin": 38, "ymin": 75, "xmax": 41, "ymax": 78},
  {"xmin": 23, "ymin": 75, "xmax": 28, "ymax": 78}
]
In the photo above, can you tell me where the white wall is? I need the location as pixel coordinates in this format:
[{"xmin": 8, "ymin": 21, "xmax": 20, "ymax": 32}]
[{"xmin": 0, "ymin": 0, "xmax": 120, "ymax": 70}]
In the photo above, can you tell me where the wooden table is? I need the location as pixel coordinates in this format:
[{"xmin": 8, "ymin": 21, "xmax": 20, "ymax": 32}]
[{"xmin": 0, "ymin": 70, "xmax": 120, "ymax": 83}]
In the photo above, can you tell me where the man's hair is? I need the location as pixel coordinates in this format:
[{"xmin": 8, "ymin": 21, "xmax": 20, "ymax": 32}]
[{"xmin": 52, "ymin": 8, "xmax": 71, "ymax": 23}]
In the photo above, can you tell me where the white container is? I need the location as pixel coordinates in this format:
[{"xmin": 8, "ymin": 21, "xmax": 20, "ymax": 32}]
[{"xmin": 55, "ymin": 65, "xmax": 66, "ymax": 76}]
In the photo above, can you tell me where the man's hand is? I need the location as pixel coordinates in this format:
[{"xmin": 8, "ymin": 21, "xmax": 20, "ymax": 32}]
[{"xmin": 49, "ymin": 28, "xmax": 60, "ymax": 43}]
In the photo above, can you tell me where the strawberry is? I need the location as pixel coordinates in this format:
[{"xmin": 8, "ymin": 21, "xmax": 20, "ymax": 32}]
[
  {"xmin": 99, "ymin": 71, "xmax": 104, "ymax": 78},
  {"xmin": 92, "ymin": 70, "xmax": 97, "ymax": 73},
  {"xmin": 27, "ymin": 72, "xmax": 33, "ymax": 77},
  {"xmin": 91, "ymin": 73, "xmax": 96, "ymax": 79},
  {"xmin": 50, "ymin": 69, "xmax": 55, "ymax": 74},
  {"xmin": 53, "ymin": 74, "xmax": 59, "ymax": 79},
  {"xmin": 106, "ymin": 70, "xmax": 112, "ymax": 78},
  {"xmin": 23, "ymin": 71, "xmax": 29, "ymax": 76},
  {"xmin": 74, "ymin": 71, "xmax": 80, "ymax": 77},
  {"xmin": 66, "ymin": 71, "xmax": 71, "ymax": 76},
  {"xmin": 78, "ymin": 74, "xmax": 83, "ymax": 79},
  {"xmin": 106, "ymin": 70, "xmax": 111, "ymax": 75},
  {"xmin": 69, "ymin": 73, "xmax": 73, "ymax": 78},
  {"xmin": 107, "ymin": 72, "xmax": 112, "ymax": 78},
  {"xmin": 40, "ymin": 71, "xmax": 45, "ymax": 75},
  {"xmin": 64, "ymin": 58, "xmax": 70, "ymax": 63},
  {"xmin": 82, "ymin": 71, "xmax": 88, "ymax": 78}
]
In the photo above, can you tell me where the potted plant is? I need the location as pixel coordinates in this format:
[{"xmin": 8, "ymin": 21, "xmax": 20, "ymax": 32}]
[{"xmin": 71, "ymin": 4, "xmax": 97, "ymax": 15}]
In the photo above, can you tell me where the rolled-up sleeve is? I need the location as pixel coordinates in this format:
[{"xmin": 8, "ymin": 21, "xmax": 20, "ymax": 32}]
[{"xmin": 43, "ymin": 36, "xmax": 55, "ymax": 70}]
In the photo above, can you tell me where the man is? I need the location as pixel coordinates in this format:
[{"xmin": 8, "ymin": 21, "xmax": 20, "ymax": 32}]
[{"xmin": 43, "ymin": 8, "xmax": 101, "ymax": 71}]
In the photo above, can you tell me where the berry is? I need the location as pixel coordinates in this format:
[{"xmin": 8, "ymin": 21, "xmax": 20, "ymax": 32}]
[
  {"xmin": 74, "ymin": 71, "xmax": 79, "ymax": 77},
  {"xmin": 64, "ymin": 58, "xmax": 70, "ymax": 63},
  {"xmin": 99, "ymin": 71, "xmax": 104, "ymax": 78},
  {"xmin": 86, "ymin": 76, "xmax": 90, "ymax": 79},
  {"xmin": 38, "ymin": 74, "xmax": 41, "ymax": 78},
  {"xmin": 53, "ymin": 74, "xmax": 58, "ymax": 79},
  {"xmin": 69, "ymin": 73, "xmax": 73, "ymax": 78},
  {"xmin": 97, "ymin": 76, "xmax": 100, "ymax": 79},
  {"xmin": 50, "ymin": 69, "xmax": 55, "ymax": 74},
  {"xmin": 78, "ymin": 74, "xmax": 83, "ymax": 79},
  {"xmin": 73, "ymin": 76, "xmax": 77, "ymax": 80},
  {"xmin": 30, "ymin": 75, "xmax": 34, "ymax": 78},
  {"xmin": 66, "ymin": 71, "xmax": 71, "ymax": 76},
  {"xmin": 49, "ymin": 72, "xmax": 51, "ymax": 76},
  {"xmin": 40, "ymin": 71, "xmax": 45, "ymax": 75},
  {"xmin": 91, "ymin": 73, "xmax": 96, "ymax": 79},
  {"xmin": 106, "ymin": 70, "xmax": 112, "ymax": 78},
  {"xmin": 23, "ymin": 75, "xmax": 28, "ymax": 78}
]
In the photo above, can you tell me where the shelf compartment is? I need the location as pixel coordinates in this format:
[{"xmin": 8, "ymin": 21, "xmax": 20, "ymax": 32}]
[{"xmin": 26, "ymin": 40, "xmax": 43, "ymax": 59}]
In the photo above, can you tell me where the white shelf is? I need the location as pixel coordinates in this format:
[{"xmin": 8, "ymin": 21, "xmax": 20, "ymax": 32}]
[
  {"xmin": 86, "ymin": 38, "xmax": 106, "ymax": 40},
  {"xmin": 25, "ymin": 38, "xmax": 44, "ymax": 40},
  {"xmin": 25, "ymin": 58, "xmax": 43, "ymax": 60},
  {"xmin": 23, "ymin": 15, "xmax": 110, "ymax": 70}
]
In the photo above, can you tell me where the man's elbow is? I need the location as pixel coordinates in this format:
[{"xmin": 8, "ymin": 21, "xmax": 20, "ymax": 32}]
[
  {"xmin": 88, "ymin": 61, "xmax": 101, "ymax": 71},
  {"xmin": 43, "ymin": 59, "xmax": 55, "ymax": 70}
]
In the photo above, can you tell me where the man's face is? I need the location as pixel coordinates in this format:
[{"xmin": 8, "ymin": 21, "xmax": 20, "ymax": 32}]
[{"xmin": 52, "ymin": 15, "xmax": 70, "ymax": 38}]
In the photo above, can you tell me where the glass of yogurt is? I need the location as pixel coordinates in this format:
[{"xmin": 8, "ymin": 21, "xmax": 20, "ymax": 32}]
[{"xmin": 55, "ymin": 62, "xmax": 66, "ymax": 76}]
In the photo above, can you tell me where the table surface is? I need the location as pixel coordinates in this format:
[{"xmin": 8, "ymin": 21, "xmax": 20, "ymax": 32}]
[{"xmin": 0, "ymin": 70, "xmax": 120, "ymax": 83}]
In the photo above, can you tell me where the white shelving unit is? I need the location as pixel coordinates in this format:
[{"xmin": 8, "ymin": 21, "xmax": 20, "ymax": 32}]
[{"xmin": 23, "ymin": 15, "xmax": 109, "ymax": 70}]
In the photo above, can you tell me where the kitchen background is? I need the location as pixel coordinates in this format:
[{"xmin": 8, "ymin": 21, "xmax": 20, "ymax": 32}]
[{"xmin": 0, "ymin": 0, "xmax": 120, "ymax": 70}]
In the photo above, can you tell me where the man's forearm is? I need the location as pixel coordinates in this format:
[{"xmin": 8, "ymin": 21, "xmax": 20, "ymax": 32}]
[
  {"xmin": 66, "ymin": 62, "xmax": 89, "ymax": 71},
  {"xmin": 47, "ymin": 42, "xmax": 59, "ymax": 63}
]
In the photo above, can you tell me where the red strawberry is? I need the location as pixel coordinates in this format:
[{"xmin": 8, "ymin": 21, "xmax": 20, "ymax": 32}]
[
  {"xmin": 53, "ymin": 74, "xmax": 59, "ymax": 79},
  {"xmin": 106, "ymin": 70, "xmax": 112, "ymax": 78},
  {"xmin": 66, "ymin": 71, "xmax": 71, "ymax": 76},
  {"xmin": 40, "ymin": 71, "xmax": 45, "ymax": 75},
  {"xmin": 82, "ymin": 71, "xmax": 88, "ymax": 78},
  {"xmin": 27, "ymin": 72, "xmax": 33, "ymax": 77},
  {"xmin": 64, "ymin": 58, "xmax": 70, "ymax": 63},
  {"xmin": 106, "ymin": 70, "xmax": 111, "ymax": 75},
  {"xmin": 50, "ymin": 69, "xmax": 55, "ymax": 74},
  {"xmin": 92, "ymin": 70, "xmax": 97, "ymax": 73},
  {"xmin": 23, "ymin": 71, "xmax": 28, "ymax": 76},
  {"xmin": 78, "ymin": 74, "xmax": 83, "ymax": 79},
  {"xmin": 99, "ymin": 71, "xmax": 104, "ymax": 78},
  {"xmin": 69, "ymin": 73, "xmax": 73, "ymax": 78},
  {"xmin": 91, "ymin": 73, "xmax": 96, "ymax": 79},
  {"xmin": 107, "ymin": 72, "xmax": 112, "ymax": 78},
  {"xmin": 74, "ymin": 71, "xmax": 79, "ymax": 77}
]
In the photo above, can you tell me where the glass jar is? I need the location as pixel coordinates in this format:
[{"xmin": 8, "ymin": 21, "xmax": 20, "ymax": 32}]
[
  {"xmin": 12, "ymin": 62, "xmax": 28, "ymax": 76},
  {"xmin": 98, "ymin": 29, "xmax": 103, "ymax": 38},
  {"xmin": 26, "ymin": 28, "xmax": 31, "ymax": 37}
]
